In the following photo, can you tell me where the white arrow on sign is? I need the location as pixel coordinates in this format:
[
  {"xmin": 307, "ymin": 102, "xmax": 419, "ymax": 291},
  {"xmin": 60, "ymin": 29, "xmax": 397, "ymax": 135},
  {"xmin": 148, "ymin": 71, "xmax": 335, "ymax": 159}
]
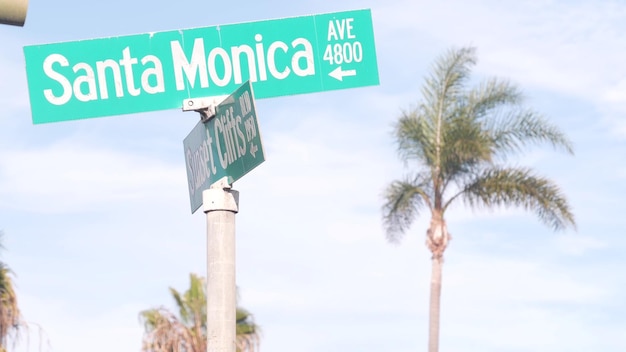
[
  {"xmin": 250, "ymin": 142, "xmax": 259, "ymax": 158},
  {"xmin": 329, "ymin": 66, "xmax": 357, "ymax": 81}
]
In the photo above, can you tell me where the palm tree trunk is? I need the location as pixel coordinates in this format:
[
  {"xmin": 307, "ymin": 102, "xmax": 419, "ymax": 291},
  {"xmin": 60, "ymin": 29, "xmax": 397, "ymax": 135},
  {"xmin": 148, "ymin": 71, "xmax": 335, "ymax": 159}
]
[{"xmin": 428, "ymin": 255, "xmax": 443, "ymax": 352}]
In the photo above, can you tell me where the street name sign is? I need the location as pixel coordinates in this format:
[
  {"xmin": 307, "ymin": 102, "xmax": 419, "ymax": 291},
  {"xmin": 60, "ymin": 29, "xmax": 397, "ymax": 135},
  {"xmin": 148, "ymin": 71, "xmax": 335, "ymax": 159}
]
[
  {"xmin": 23, "ymin": 8, "xmax": 379, "ymax": 124},
  {"xmin": 183, "ymin": 81, "xmax": 264, "ymax": 213}
]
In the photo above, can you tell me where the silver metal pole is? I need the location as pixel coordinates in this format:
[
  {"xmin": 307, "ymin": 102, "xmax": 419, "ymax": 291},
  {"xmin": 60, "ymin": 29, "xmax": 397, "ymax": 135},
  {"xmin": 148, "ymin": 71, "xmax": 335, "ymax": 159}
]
[
  {"xmin": 203, "ymin": 177, "xmax": 238, "ymax": 352},
  {"xmin": 0, "ymin": 0, "xmax": 29, "ymax": 26}
]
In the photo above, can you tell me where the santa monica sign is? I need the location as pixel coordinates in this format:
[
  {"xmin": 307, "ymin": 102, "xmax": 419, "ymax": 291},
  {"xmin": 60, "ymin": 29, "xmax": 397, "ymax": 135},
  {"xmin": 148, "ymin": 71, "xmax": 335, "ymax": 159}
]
[{"xmin": 23, "ymin": 9, "xmax": 379, "ymax": 124}]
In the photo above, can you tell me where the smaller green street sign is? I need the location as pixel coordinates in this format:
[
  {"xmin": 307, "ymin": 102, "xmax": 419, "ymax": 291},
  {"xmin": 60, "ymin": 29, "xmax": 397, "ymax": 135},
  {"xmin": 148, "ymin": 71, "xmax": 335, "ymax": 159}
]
[
  {"xmin": 184, "ymin": 81, "xmax": 265, "ymax": 213},
  {"xmin": 23, "ymin": 8, "xmax": 379, "ymax": 124}
]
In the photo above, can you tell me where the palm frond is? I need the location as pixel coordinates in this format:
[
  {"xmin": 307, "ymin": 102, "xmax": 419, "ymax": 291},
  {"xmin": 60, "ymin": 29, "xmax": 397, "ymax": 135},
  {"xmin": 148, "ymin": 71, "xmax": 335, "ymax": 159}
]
[
  {"xmin": 235, "ymin": 308, "xmax": 258, "ymax": 335},
  {"xmin": 399, "ymin": 47, "xmax": 478, "ymax": 168},
  {"xmin": 236, "ymin": 333, "xmax": 260, "ymax": 352},
  {"xmin": 395, "ymin": 108, "xmax": 436, "ymax": 166},
  {"xmin": 139, "ymin": 308, "xmax": 164, "ymax": 331},
  {"xmin": 384, "ymin": 45, "xmax": 575, "ymax": 251},
  {"xmin": 0, "ymin": 263, "xmax": 22, "ymax": 351},
  {"xmin": 0, "ymin": 232, "xmax": 28, "ymax": 352},
  {"xmin": 464, "ymin": 77, "xmax": 523, "ymax": 120},
  {"xmin": 184, "ymin": 274, "xmax": 206, "ymax": 330},
  {"xmin": 141, "ymin": 274, "xmax": 260, "ymax": 352},
  {"xmin": 235, "ymin": 307, "xmax": 260, "ymax": 352},
  {"xmin": 421, "ymin": 46, "xmax": 477, "ymax": 118},
  {"xmin": 490, "ymin": 109, "xmax": 574, "ymax": 158},
  {"xmin": 440, "ymin": 78, "xmax": 522, "ymax": 182},
  {"xmin": 462, "ymin": 166, "xmax": 576, "ymax": 231},
  {"xmin": 168, "ymin": 288, "xmax": 189, "ymax": 325},
  {"xmin": 440, "ymin": 113, "xmax": 492, "ymax": 183},
  {"xmin": 382, "ymin": 172, "xmax": 433, "ymax": 243},
  {"xmin": 139, "ymin": 308, "xmax": 198, "ymax": 352}
]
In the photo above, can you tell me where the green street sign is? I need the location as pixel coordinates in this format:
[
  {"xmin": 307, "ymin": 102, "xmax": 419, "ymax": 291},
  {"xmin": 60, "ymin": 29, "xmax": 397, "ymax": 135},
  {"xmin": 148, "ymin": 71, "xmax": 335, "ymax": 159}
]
[
  {"xmin": 184, "ymin": 81, "xmax": 265, "ymax": 213},
  {"xmin": 23, "ymin": 8, "xmax": 379, "ymax": 124}
]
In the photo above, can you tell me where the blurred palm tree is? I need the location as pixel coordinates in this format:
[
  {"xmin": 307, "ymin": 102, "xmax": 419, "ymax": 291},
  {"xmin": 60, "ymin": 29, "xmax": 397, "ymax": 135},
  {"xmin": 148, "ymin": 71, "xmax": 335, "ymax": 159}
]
[
  {"xmin": 0, "ymin": 233, "xmax": 22, "ymax": 352},
  {"xmin": 382, "ymin": 46, "xmax": 576, "ymax": 352},
  {"xmin": 140, "ymin": 273, "xmax": 259, "ymax": 352}
]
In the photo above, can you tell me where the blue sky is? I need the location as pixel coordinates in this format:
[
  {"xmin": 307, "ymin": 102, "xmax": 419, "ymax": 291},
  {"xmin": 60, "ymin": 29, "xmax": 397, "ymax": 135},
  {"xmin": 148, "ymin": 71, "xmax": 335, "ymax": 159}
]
[{"xmin": 1, "ymin": 0, "xmax": 626, "ymax": 351}]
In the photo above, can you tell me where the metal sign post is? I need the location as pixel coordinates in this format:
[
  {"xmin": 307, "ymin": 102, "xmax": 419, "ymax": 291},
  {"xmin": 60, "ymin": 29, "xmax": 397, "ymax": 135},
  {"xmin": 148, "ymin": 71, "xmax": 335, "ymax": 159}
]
[
  {"xmin": 184, "ymin": 81, "xmax": 264, "ymax": 352},
  {"xmin": 16, "ymin": 7, "xmax": 381, "ymax": 352},
  {"xmin": 203, "ymin": 177, "xmax": 238, "ymax": 352}
]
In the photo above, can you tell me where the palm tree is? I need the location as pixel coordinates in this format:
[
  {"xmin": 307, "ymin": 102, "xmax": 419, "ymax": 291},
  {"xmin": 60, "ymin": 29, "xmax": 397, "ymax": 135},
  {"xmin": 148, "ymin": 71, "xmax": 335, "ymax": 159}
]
[
  {"xmin": 0, "ymin": 233, "xmax": 22, "ymax": 352},
  {"xmin": 382, "ymin": 46, "xmax": 576, "ymax": 352},
  {"xmin": 140, "ymin": 273, "xmax": 260, "ymax": 352}
]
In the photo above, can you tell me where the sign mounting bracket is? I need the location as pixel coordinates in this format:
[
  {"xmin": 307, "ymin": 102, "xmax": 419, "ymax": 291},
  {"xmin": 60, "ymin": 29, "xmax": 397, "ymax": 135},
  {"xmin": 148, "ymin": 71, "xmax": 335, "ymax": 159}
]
[{"xmin": 182, "ymin": 95, "xmax": 228, "ymax": 123}]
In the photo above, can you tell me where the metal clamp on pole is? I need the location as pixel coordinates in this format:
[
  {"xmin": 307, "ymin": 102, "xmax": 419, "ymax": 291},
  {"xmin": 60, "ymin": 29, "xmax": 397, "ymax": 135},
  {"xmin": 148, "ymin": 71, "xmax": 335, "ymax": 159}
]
[{"xmin": 182, "ymin": 95, "xmax": 228, "ymax": 123}]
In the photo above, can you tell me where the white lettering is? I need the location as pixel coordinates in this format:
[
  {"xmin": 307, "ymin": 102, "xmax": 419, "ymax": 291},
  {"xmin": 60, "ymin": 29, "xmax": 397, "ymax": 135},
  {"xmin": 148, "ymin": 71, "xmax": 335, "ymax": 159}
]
[
  {"xmin": 231, "ymin": 45, "xmax": 256, "ymax": 84},
  {"xmin": 267, "ymin": 41, "xmax": 290, "ymax": 79},
  {"xmin": 346, "ymin": 18, "xmax": 356, "ymax": 39},
  {"xmin": 186, "ymin": 148, "xmax": 195, "ymax": 196},
  {"xmin": 171, "ymin": 39, "xmax": 208, "ymax": 90},
  {"xmin": 336, "ymin": 20, "xmax": 346, "ymax": 40},
  {"xmin": 215, "ymin": 117, "xmax": 228, "ymax": 169},
  {"xmin": 222, "ymin": 111, "xmax": 235, "ymax": 163},
  {"xmin": 291, "ymin": 38, "xmax": 315, "ymax": 77},
  {"xmin": 40, "ymin": 35, "xmax": 320, "ymax": 107},
  {"xmin": 72, "ymin": 63, "xmax": 97, "ymax": 102},
  {"xmin": 41, "ymin": 48, "xmax": 166, "ymax": 106},
  {"xmin": 255, "ymin": 34, "xmax": 268, "ymax": 81},
  {"xmin": 208, "ymin": 48, "xmax": 232, "ymax": 87},
  {"xmin": 328, "ymin": 19, "xmax": 356, "ymax": 41},
  {"xmin": 119, "ymin": 47, "xmax": 141, "ymax": 96},
  {"xmin": 244, "ymin": 116, "xmax": 257, "ymax": 142},
  {"xmin": 205, "ymin": 128, "xmax": 217, "ymax": 175},
  {"xmin": 43, "ymin": 54, "xmax": 72, "ymax": 105},
  {"xmin": 95, "ymin": 59, "xmax": 123, "ymax": 99},
  {"xmin": 235, "ymin": 114, "xmax": 246, "ymax": 157},
  {"xmin": 141, "ymin": 55, "xmax": 165, "ymax": 94},
  {"xmin": 328, "ymin": 20, "xmax": 338, "ymax": 41}
]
